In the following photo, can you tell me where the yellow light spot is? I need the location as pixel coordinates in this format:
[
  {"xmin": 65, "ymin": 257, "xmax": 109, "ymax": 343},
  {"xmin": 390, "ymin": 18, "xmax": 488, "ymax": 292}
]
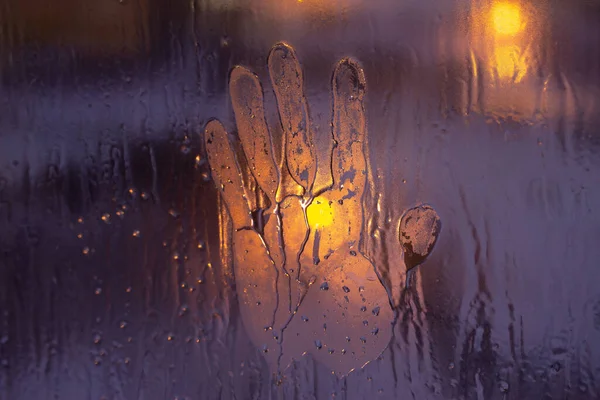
[
  {"xmin": 307, "ymin": 197, "xmax": 334, "ymax": 228},
  {"xmin": 491, "ymin": 2, "xmax": 523, "ymax": 36}
]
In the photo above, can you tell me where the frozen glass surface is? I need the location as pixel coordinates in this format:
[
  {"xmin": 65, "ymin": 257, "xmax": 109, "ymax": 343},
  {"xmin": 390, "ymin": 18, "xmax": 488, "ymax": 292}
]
[{"xmin": 0, "ymin": 0, "xmax": 599, "ymax": 399}]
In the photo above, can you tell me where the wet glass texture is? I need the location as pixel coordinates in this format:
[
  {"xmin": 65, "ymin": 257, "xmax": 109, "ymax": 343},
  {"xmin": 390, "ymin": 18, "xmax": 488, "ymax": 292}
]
[{"xmin": 1, "ymin": 0, "xmax": 600, "ymax": 399}]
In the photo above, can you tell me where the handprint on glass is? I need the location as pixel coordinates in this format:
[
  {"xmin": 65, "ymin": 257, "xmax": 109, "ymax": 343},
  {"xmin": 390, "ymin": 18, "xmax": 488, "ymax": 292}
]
[{"xmin": 204, "ymin": 43, "xmax": 439, "ymax": 377}]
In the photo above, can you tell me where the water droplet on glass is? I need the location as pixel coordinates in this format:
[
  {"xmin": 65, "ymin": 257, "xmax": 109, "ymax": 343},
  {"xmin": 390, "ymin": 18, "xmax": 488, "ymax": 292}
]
[
  {"xmin": 320, "ymin": 282, "xmax": 329, "ymax": 291},
  {"xmin": 93, "ymin": 334, "xmax": 102, "ymax": 344},
  {"xmin": 360, "ymin": 306, "xmax": 367, "ymax": 312},
  {"xmin": 197, "ymin": 240, "xmax": 205, "ymax": 250},
  {"xmin": 342, "ymin": 286, "xmax": 350, "ymax": 293},
  {"xmin": 169, "ymin": 209, "xmax": 180, "ymax": 219},
  {"xmin": 498, "ymin": 381, "xmax": 509, "ymax": 393},
  {"xmin": 372, "ymin": 306, "xmax": 380, "ymax": 316},
  {"xmin": 178, "ymin": 305, "xmax": 188, "ymax": 317},
  {"xmin": 220, "ymin": 36, "xmax": 231, "ymax": 47},
  {"xmin": 119, "ymin": 321, "xmax": 128, "ymax": 329},
  {"xmin": 315, "ymin": 340, "xmax": 323, "ymax": 350},
  {"xmin": 101, "ymin": 213, "xmax": 111, "ymax": 224},
  {"xmin": 132, "ymin": 230, "xmax": 140, "ymax": 238},
  {"xmin": 360, "ymin": 337, "xmax": 367, "ymax": 344}
]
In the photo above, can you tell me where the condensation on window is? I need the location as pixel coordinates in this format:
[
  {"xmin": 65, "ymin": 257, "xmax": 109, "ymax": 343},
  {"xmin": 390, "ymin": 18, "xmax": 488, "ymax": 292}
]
[{"xmin": 0, "ymin": 0, "xmax": 599, "ymax": 399}]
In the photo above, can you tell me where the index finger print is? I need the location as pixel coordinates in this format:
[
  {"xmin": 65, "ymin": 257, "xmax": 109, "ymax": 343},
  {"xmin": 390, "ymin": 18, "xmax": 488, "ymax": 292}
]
[
  {"xmin": 332, "ymin": 59, "xmax": 368, "ymax": 197},
  {"xmin": 230, "ymin": 66, "xmax": 279, "ymax": 203},
  {"xmin": 204, "ymin": 120, "xmax": 252, "ymax": 230},
  {"xmin": 268, "ymin": 43, "xmax": 315, "ymax": 192}
]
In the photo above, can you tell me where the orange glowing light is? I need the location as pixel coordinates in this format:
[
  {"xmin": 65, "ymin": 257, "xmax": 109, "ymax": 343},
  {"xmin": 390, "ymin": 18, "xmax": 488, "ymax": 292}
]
[
  {"xmin": 493, "ymin": 44, "xmax": 528, "ymax": 82},
  {"xmin": 491, "ymin": 2, "xmax": 523, "ymax": 36},
  {"xmin": 307, "ymin": 197, "xmax": 334, "ymax": 228}
]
